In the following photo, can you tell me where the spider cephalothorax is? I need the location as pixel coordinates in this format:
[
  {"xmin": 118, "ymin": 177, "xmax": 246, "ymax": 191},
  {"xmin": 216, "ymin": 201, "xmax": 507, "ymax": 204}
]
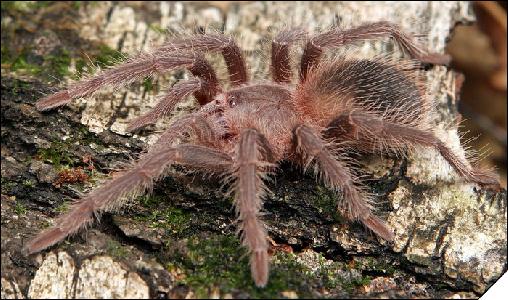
[{"xmin": 25, "ymin": 22, "xmax": 499, "ymax": 287}]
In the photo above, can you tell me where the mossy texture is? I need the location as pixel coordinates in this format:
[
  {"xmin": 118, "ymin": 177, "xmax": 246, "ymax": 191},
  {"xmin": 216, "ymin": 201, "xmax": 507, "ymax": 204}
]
[{"xmin": 163, "ymin": 234, "xmax": 372, "ymax": 298}]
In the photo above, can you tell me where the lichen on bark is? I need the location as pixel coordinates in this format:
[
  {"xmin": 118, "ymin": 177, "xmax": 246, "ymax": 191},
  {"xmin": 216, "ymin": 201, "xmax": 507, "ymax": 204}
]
[{"xmin": 1, "ymin": 1, "xmax": 506, "ymax": 299}]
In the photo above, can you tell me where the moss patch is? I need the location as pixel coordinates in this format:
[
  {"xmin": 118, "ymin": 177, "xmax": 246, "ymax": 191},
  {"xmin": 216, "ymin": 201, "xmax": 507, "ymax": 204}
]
[
  {"xmin": 22, "ymin": 179, "xmax": 36, "ymax": 188},
  {"xmin": 142, "ymin": 77, "xmax": 155, "ymax": 92},
  {"xmin": 312, "ymin": 185, "xmax": 346, "ymax": 223},
  {"xmin": 4, "ymin": 78, "xmax": 32, "ymax": 96},
  {"xmin": 55, "ymin": 200, "xmax": 70, "ymax": 213},
  {"xmin": 164, "ymin": 234, "xmax": 372, "ymax": 298},
  {"xmin": 106, "ymin": 239, "xmax": 129, "ymax": 259},
  {"xmin": 14, "ymin": 201, "xmax": 28, "ymax": 215},
  {"xmin": 1, "ymin": 177, "xmax": 16, "ymax": 194},
  {"xmin": 1, "ymin": 0, "xmax": 127, "ymax": 88},
  {"xmin": 2, "ymin": 45, "xmax": 72, "ymax": 81},
  {"xmin": 132, "ymin": 194, "xmax": 192, "ymax": 237},
  {"xmin": 34, "ymin": 124, "xmax": 102, "ymax": 172},
  {"xmin": 167, "ymin": 234, "xmax": 310, "ymax": 298},
  {"xmin": 0, "ymin": 1, "xmax": 53, "ymax": 14},
  {"xmin": 135, "ymin": 206, "xmax": 191, "ymax": 235},
  {"xmin": 352, "ymin": 256, "xmax": 397, "ymax": 277},
  {"xmin": 37, "ymin": 140, "xmax": 77, "ymax": 170}
]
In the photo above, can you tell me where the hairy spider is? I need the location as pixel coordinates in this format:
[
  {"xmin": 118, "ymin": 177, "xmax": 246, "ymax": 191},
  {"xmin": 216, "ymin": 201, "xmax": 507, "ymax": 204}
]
[{"xmin": 25, "ymin": 22, "xmax": 499, "ymax": 287}]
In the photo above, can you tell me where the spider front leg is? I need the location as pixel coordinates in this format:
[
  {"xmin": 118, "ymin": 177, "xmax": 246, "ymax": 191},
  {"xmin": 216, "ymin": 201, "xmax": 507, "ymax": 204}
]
[
  {"xmin": 324, "ymin": 112, "xmax": 500, "ymax": 189},
  {"xmin": 24, "ymin": 143, "xmax": 231, "ymax": 254},
  {"xmin": 36, "ymin": 51, "xmax": 219, "ymax": 111},
  {"xmin": 24, "ymin": 115, "xmax": 231, "ymax": 254},
  {"xmin": 294, "ymin": 124, "xmax": 395, "ymax": 242},
  {"xmin": 126, "ymin": 53, "xmax": 221, "ymax": 132},
  {"xmin": 300, "ymin": 21, "xmax": 451, "ymax": 81},
  {"xmin": 126, "ymin": 77, "xmax": 212, "ymax": 132},
  {"xmin": 232, "ymin": 128, "xmax": 274, "ymax": 287}
]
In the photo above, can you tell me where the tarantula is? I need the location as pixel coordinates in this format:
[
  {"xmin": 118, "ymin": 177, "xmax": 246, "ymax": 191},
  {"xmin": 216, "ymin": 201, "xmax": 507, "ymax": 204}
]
[{"xmin": 24, "ymin": 22, "xmax": 499, "ymax": 287}]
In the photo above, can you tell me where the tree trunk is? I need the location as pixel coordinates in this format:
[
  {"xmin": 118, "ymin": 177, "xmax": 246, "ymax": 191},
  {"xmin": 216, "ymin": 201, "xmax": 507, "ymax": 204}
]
[{"xmin": 1, "ymin": 2, "xmax": 506, "ymax": 299}]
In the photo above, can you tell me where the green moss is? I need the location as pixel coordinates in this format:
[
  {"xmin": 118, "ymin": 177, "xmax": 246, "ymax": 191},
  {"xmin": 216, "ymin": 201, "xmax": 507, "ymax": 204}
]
[
  {"xmin": 173, "ymin": 236, "xmax": 246, "ymax": 293},
  {"xmin": 165, "ymin": 234, "xmax": 367, "ymax": 298},
  {"xmin": 106, "ymin": 240, "xmax": 129, "ymax": 259},
  {"xmin": 136, "ymin": 207, "xmax": 191, "ymax": 234},
  {"xmin": 1, "ymin": 45, "xmax": 13, "ymax": 65},
  {"xmin": 45, "ymin": 48, "xmax": 72, "ymax": 78},
  {"xmin": 3, "ymin": 37, "xmax": 121, "ymax": 82},
  {"xmin": 73, "ymin": 45, "xmax": 126, "ymax": 80},
  {"xmin": 168, "ymin": 235, "xmax": 287, "ymax": 298},
  {"xmin": 385, "ymin": 265, "xmax": 396, "ymax": 275},
  {"xmin": 22, "ymin": 179, "xmax": 35, "ymax": 188},
  {"xmin": 358, "ymin": 256, "xmax": 396, "ymax": 276},
  {"xmin": 1, "ymin": 1, "xmax": 53, "ymax": 13},
  {"xmin": 14, "ymin": 201, "xmax": 27, "ymax": 215},
  {"xmin": 142, "ymin": 77, "xmax": 155, "ymax": 92},
  {"xmin": 354, "ymin": 276, "xmax": 372, "ymax": 287},
  {"xmin": 37, "ymin": 141, "xmax": 76, "ymax": 170},
  {"xmin": 133, "ymin": 195, "xmax": 193, "ymax": 236},
  {"xmin": 1, "ymin": 2, "xmax": 91, "ymax": 81},
  {"xmin": 138, "ymin": 194, "xmax": 166, "ymax": 208},
  {"xmin": 95, "ymin": 45, "xmax": 125, "ymax": 68},
  {"xmin": 313, "ymin": 185, "xmax": 346, "ymax": 223},
  {"xmin": 70, "ymin": 1, "xmax": 82, "ymax": 10},
  {"xmin": 8, "ymin": 79, "xmax": 31, "ymax": 96},
  {"xmin": 316, "ymin": 259, "xmax": 342, "ymax": 289},
  {"xmin": 148, "ymin": 23, "xmax": 167, "ymax": 35},
  {"xmin": 55, "ymin": 200, "xmax": 70, "ymax": 213},
  {"xmin": 1, "ymin": 177, "xmax": 16, "ymax": 194},
  {"xmin": 75, "ymin": 127, "xmax": 104, "ymax": 152},
  {"xmin": 341, "ymin": 275, "xmax": 372, "ymax": 294},
  {"xmin": 35, "ymin": 128, "xmax": 95, "ymax": 168},
  {"xmin": 0, "ymin": 1, "xmax": 22, "ymax": 12},
  {"xmin": 9, "ymin": 48, "xmax": 42, "ymax": 75},
  {"xmin": 2, "ymin": 45, "xmax": 72, "ymax": 81}
]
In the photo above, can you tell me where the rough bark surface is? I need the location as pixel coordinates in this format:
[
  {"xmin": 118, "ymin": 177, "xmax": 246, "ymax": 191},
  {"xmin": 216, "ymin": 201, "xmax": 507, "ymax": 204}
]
[{"xmin": 1, "ymin": 1, "xmax": 506, "ymax": 299}]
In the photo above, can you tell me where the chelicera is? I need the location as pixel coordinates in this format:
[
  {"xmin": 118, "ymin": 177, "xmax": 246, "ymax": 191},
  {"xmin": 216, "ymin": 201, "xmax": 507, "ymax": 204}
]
[{"xmin": 25, "ymin": 21, "xmax": 499, "ymax": 287}]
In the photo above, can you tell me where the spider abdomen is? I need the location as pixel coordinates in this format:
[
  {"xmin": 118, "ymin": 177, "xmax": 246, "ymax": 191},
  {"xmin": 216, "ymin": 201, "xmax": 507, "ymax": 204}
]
[{"xmin": 296, "ymin": 57, "xmax": 428, "ymax": 127}]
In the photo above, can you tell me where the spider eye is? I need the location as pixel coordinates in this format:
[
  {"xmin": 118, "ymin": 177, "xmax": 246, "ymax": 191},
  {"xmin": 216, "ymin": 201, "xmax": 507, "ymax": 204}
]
[{"xmin": 228, "ymin": 96, "xmax": 237, "ymax": 107}]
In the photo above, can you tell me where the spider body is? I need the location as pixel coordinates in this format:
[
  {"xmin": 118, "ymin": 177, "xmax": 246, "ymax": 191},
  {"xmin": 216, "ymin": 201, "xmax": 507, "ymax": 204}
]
[
  {"xmin": 220, "ymin": 83, "xmax": 298, "ymax": 158},
  {"xmin": 25, "ymin": 22, "xmax": 498, "ymax": 287}
]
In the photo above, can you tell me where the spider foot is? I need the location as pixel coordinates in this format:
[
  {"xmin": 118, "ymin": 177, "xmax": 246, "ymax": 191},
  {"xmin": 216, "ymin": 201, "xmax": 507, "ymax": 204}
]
[
  {"xmin": 419, "ymin": 53, "xmax": 451, "ymax": 66},
  {"xmin": 360, "ymin": 214, "xmax": 394, "ymax": 242},
  {"xmin": 251, "ymin": 250, "xmax": 269, "ymax": 288},
  {"xmin": 470, "ymin": 170, "xmax": 502, "ymax": 192}
]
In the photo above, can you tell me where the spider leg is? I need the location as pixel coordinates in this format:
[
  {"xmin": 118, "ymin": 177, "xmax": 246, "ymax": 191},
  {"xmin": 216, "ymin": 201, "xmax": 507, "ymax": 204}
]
[
  {"xmin": 127, "ymin": 77, "xmax": 206, "ymax": 132},
  {"xmin": 23, "ymin": 144, "xmax": 231, "ymax": 255},
  {"xmin": 300, "ymin": 21, "xmax": 451, "ymax": 81},
  {"xmin": 36, "ymin": 52, "xmax": 219, "ymax": 111},
  {"xmin": 324, "ymin": 112, "xmax": 500, "ymax": 189},
  {"xmin": 23, "ymin": 115, "xmax": 230, "ymax": 255},
  {"xmin": 232, "ymin": 128, "xmax": 273, "ymax": 287},
  {"xmin": 153, "ymin": 113, "xmax": 220, "ymax": 149},
  {"xmin": 160, "ymin": 33, "xmax": 248, "ymax": 85},
  {"xmin": 294, "ymin": 124, "xmax": 394, "ymax": 242},
  {"xmin": 271, "ymin": 28, "xmax": 308, "ymax": 83}
]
